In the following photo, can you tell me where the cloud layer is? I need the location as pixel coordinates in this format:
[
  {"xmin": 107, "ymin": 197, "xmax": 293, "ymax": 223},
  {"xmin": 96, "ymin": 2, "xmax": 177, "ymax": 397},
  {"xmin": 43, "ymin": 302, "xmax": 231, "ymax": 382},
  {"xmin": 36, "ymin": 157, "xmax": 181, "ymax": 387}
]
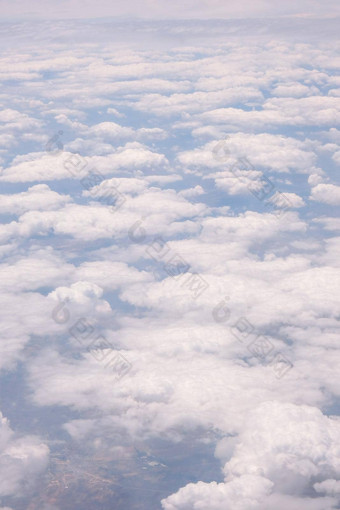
[{"xmin": 0, "ymin": 16, "xmax": 339, "ymax": 510}]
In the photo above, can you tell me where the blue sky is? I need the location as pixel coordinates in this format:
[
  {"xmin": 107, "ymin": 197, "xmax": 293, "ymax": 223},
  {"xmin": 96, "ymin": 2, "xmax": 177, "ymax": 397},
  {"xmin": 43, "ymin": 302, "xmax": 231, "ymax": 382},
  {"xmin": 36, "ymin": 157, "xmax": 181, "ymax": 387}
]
[{"xmin": 0, "ymin": 8, "xmax": 340, "ymax": 510}]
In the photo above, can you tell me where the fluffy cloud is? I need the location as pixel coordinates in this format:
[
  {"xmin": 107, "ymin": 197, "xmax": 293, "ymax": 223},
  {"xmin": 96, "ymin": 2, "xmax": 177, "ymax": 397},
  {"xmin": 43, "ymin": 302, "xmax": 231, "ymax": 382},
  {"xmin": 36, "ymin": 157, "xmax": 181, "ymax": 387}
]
[
  {"xmin": 0, "ymin": 143, "xmax": 168, "ymax": 183},
  {"xmin": 199, "ymin": 96, "xmax": 340, "ymax": 130},
  {"xmin": 0, "ymin": 184, "xmax": 71, "ymax": 215},
  {"xmin": 177, "ymin": 134, "xmax": 319, "ymax": 174},
  {"xmin": 162, "ymin": 402, "xmax": 340, "ymax": 509},
  {"xmin": 310, "ymin": 183, "xmax": 340, "ymax": 205},
  {"xmin": 0, "ymin": 413, "xmax": 49, "ymax": 498}
]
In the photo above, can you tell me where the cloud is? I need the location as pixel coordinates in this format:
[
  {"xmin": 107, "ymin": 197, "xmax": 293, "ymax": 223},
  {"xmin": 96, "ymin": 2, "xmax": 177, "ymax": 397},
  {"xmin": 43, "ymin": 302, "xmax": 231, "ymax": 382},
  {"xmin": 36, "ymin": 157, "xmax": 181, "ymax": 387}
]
[
  {"xmin": 0, "ymin": 184, "xmax": 71, "ymax": 215},
  {"xmin": 314, "ymin": 479, "xmax": 340, "ymax": 496},
  {"xmin": 0, "ymin": 142, "xmax": 169, "ymax": 183},
  {"xmin": 162, "ymin": 401, "xmax": 340, "ymax": 509},
  {"xmin": 132, "ymin": 87, "xmax": 264, "ymax": 116},
  {"xmin": 310, "ymin": 183, "xmax": 340, "ymax": 205},
  {"xmin": 268, "ymin": 191, "xmax": 306, "ymax": 208},
  {"xmin": 0, "ymin": 412, "xmax": 49, "ymax": 498},
  {"xmin": 199, "ymin": 96, "xmax": 340, "ymax": 130},
  {"xmin": 177, "ymin": 134, "xmax": 319, "ymax": 175},
  {"xmin": 313, "ymin": 217, "xmax": 340, "ymax": 231}
]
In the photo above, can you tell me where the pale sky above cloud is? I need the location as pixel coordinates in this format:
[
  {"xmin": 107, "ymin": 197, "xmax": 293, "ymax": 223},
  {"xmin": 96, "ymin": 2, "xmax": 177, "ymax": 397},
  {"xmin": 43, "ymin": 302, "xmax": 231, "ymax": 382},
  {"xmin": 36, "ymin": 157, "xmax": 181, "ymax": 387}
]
[{"xmin": 1, "ymin": 0, "xmax": 340, "ymax": 20}]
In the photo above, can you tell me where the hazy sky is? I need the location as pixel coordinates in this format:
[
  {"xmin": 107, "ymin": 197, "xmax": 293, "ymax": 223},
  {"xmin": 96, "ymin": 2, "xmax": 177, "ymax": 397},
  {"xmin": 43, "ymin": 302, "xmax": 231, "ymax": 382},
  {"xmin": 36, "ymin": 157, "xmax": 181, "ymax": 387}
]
[{"xmin": 1, "ymin": 0, "xmax": 340, "ymax": 20}]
